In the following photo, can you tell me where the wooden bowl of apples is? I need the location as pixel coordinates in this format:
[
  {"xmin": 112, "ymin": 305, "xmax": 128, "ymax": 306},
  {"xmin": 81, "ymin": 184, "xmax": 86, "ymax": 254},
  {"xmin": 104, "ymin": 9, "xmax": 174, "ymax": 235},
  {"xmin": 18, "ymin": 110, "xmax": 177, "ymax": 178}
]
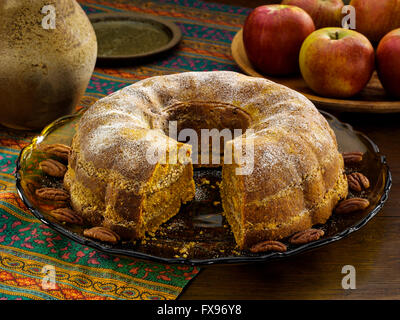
[{"xmin": 231, "ymin": 0, "xmax": 400, "ymax": 113}]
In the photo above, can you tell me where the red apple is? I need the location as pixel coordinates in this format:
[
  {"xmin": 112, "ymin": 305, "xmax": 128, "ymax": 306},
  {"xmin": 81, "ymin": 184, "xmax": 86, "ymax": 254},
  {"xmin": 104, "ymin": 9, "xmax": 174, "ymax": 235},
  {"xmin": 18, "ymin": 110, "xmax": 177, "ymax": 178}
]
[
  {"xmin": 350, "ymin": 0, "xmax": 400, "ymax": 44},
  {"xmin": 377, "ymin": 29, "xmax": 400, "ymax": 98},
  {"xmin": 299, "ymin": 27, "xmax": 375, "ymax": 98},
  {"xmin": 281, "ymin": 0, "xmax": 344, "ymax": 29},
  {"xmin": 243, "ymin": 5, "xmax": 315, "ymax": 76}
]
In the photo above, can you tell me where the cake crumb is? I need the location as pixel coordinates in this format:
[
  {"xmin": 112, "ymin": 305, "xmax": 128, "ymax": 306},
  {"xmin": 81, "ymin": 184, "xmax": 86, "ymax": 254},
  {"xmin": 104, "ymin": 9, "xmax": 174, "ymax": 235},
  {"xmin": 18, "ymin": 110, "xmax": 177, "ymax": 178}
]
[
  {"xmin": 232, "ymin": 250, "xmax": 240, "ymax": 256},
  {"xmin": 199, "ymin": 178, "xmax": 210, "ymax": 185}
]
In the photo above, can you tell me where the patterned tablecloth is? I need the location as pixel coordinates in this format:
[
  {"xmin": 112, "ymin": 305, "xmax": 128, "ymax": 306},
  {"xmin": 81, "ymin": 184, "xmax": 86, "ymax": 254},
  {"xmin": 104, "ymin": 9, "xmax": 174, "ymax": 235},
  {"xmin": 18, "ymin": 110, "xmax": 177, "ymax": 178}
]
[{"xmin": 0, "ymin": 0, "xmax": 250, "ymax": 300}]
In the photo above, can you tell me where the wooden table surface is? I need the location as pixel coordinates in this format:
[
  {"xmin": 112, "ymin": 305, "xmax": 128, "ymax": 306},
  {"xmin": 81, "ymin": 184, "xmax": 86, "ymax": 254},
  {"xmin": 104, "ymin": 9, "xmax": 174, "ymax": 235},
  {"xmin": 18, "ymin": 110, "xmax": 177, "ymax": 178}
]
[{"xmin": 179, "ymin": 0, "xmax": 400, "ymax": 300}]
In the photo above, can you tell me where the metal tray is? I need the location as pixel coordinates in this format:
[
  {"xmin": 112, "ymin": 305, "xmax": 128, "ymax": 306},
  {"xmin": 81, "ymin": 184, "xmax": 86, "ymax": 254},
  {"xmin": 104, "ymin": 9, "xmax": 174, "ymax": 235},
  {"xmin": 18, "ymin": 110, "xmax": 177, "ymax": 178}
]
[{"xmin": 89, "ymin": 12, "xmax": 182, "ymax": 62}]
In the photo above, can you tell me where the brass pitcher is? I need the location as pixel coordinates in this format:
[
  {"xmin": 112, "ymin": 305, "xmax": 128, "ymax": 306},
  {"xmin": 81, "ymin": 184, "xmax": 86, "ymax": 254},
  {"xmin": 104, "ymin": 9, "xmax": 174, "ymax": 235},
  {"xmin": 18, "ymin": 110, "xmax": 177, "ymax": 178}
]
[{"xmin": 0, "ymin": 0, "xmax": 97, "ymax": 130}]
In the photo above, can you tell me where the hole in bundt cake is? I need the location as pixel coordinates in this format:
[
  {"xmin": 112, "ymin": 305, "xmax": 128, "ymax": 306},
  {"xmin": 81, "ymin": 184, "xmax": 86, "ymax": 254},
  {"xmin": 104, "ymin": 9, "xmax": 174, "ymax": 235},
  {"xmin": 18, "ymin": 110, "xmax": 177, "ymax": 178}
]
[{"xmin": 164, "ymin": 101, "xmax": 252, "ymax": 166}]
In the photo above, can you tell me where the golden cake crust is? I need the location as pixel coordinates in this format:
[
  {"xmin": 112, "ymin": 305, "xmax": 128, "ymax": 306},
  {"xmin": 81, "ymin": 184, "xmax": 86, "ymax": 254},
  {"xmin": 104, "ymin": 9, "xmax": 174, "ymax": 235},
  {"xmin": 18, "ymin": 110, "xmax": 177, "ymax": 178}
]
[{"xmin": 64, "ymin": 71, "xmax": 348, "ymax": 249}]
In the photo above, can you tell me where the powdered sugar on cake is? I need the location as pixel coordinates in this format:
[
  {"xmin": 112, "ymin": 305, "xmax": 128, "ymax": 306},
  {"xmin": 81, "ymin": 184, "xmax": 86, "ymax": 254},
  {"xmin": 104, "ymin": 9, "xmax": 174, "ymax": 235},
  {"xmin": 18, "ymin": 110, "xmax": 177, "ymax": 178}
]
[{"xmin": 77, "ymin": 71, "xmax": 338, "ymax": 181}]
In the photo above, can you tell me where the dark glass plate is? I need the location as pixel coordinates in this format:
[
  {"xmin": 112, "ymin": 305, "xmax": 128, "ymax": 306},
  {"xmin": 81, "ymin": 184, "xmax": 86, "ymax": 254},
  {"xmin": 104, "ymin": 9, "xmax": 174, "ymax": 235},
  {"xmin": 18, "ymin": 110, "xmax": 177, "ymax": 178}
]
[{"xmin": 15, "ymin": 110, "xmax": 392, "ymax": 265}]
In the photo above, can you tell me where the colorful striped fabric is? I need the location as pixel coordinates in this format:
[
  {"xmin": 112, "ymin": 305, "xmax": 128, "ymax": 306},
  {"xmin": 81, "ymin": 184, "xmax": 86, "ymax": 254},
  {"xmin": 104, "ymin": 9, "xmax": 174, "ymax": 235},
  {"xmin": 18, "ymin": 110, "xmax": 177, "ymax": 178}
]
[{"xmin": 0, "ymin": 0, "xmax": 250, "ymax": 300}]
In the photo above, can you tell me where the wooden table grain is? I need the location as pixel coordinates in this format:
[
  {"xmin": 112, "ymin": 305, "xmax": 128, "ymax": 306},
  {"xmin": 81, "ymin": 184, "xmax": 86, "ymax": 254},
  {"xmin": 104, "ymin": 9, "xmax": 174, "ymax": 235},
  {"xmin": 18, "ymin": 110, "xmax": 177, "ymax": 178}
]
[{"xmin": 179, "ymin": 0, "xmax": 400, "ymax": 300}]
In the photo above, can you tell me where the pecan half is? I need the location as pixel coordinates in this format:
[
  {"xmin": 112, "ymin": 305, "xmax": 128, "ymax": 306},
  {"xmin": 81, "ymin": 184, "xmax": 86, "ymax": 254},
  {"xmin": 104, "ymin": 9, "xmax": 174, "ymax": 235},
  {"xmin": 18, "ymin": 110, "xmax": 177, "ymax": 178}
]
[
  {"xmin": 250, "ymin": 240, "xmax": 287, "ymax": 253},
  {"xmin": 347, "ymin": 172, "xmax": 370, "ymax": 192},
  {"xmin": 39, "ymin": 159, "xmax": 67, "ymax": 178},
  {"xmin": 289, "ymin": 228, "xmax": 325, "ymax": 245},
  {"xmin": 342, "ymin": 152, "xmax": 364, "ymax": 165},
  {"xmin": 39, "ymin": 143, "xmax": 71, "ymax": 162},
  {"xmin": 35, "ymin": 188, "xmax": 70, "ymax": 201},
  {"xmin": 335, "ymin": 198, "xmax": 370, "ymax": 215},
  {"xmin": 49, "ymin": 208, "xmax": 83, "ymax": 225},
  {"xmin": 83, "ymin": 227, "xmax": 120, "ymax": 244}
]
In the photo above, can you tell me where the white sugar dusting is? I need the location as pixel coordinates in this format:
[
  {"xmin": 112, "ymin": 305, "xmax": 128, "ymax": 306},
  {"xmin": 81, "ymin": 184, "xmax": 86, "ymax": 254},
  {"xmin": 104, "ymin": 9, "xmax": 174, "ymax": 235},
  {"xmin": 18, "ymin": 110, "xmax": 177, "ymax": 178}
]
[{"xmin": 77, "ymin": 71, "xmax": 336, "ymax": 181}]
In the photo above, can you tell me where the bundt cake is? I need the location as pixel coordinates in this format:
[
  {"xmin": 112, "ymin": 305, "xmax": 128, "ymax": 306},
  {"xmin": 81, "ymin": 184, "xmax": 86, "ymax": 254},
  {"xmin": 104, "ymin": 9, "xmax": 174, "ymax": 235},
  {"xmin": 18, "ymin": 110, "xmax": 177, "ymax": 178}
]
[{"xmin": 64, "ymin": 71, "xmax": 348, "ymax": 249}]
